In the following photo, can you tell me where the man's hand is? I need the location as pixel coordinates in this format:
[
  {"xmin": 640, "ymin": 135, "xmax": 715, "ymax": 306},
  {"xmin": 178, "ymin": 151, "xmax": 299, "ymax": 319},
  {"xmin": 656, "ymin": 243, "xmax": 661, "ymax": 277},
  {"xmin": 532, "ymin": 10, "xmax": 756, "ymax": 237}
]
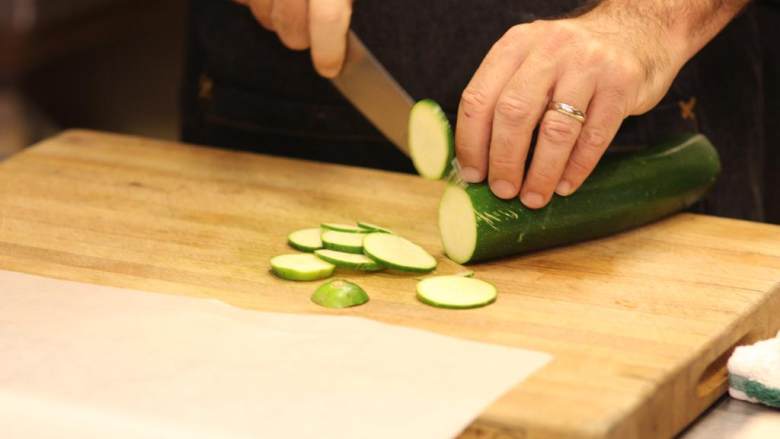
[
  {"xmin": 236, "ymin": 0, "xmax": 353, "ymax": 78},
  {"xmin": 456, "ymin": 0, "xmax": 748, "ymax": 208}
]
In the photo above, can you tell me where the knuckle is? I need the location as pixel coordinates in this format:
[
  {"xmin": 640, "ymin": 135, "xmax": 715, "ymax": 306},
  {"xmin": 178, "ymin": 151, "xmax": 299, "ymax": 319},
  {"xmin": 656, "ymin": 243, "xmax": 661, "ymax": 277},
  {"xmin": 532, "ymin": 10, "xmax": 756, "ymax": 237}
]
[
  {"xmin": 582, "ymin": 42, "xmax": 608, "ymax": 65},
  {"xmin": 501, "ymin": 24, "xmax": 527, "ymax": 42},
  {"xmin": 491, "ymin": 155, "xmax": 518, "ymax": 172},
  {"xmin": 547, "ymin": 22, "xmax": 577, "ymax": 45},
  {"xmin": 578, "ymin": 127, "xmax": 609, "ymax": 151},
  {"xmin": 495, "ymin": 95, "xmax": 534, "ymax": 125},
  {"xmin": 530, "ymin": 165, "xmax": 558, "ymax": 185},
  {"xmin": 490, "ymin": 143, "xmax": 522, "ymax": 171},
  {"xmin": 611, "ymin": 57, "xmax": 644, "ymax": 84},
  {"xmin": 567, "ymin": 152, "xmax": 594, "ymax": 176},
  {"xmin": 541, "ymin": 116, "xmax": 579, "ymax": 144},
  {"xmin": 460, "ymin": 87, "xmax": 491, "ymax": 118},
  {"xmin": 269, "ymin": 7, "xmax": 284, "ymax": 26}
]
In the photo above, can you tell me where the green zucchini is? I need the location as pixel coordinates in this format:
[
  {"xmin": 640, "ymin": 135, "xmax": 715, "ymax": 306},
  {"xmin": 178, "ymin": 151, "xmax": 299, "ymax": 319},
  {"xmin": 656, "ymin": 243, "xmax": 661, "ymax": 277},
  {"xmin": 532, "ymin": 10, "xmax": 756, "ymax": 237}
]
[
  {"xmin": 314, "ymin": 249, "xmax": 385, "ymax": 272},
  {"xmin": 357, "ymin": 221, "xmax": 393, "ymax": 234},
  {"xmin": 409, "ymin": 99, "xmax": 454, "ymax": 180},
  {"xmin": 321, "ymin": 230, "xmax": 365, "ymax": 254},
  {"xmin": 416, "ymin": 275, "xmax": 497, "ymax": 309},
  {"xmin": 311, "ymin": 279, "xmax": 370, "ymax": 308},
  {"xmin": 320, "ymin": 223, "xmax": 367, "ymax": 233},
  {"xmin": 363, "ymin": 233, "xmax": 437, "ymax": 273},
  {"xmin": 439, "ymin": 133, "xmax": 721, "ymax": 263},
  {"xmin": 287, "ymin": 228, "xmax": 323, "ymax": 252},
  {"xmin": 270, "ymin": 254, "xmax": 335, "ymax": 281}
]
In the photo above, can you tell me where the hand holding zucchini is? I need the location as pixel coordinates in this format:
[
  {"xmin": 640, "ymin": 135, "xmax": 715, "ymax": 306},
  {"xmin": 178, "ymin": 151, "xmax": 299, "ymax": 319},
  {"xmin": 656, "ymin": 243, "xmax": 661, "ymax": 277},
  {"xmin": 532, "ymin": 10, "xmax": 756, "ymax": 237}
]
[{"xmin": 438, "ymin": 134, "xmax": 721, "ymax": 263}]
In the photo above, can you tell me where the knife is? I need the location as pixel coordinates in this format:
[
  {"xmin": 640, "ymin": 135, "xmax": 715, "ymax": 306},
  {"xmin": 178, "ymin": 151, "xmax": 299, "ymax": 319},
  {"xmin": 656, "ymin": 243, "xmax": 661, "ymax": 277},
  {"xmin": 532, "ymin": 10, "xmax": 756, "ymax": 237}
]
[{"xmin": 330, "ymin": 31, "xmax": 414, "ymax": 157}]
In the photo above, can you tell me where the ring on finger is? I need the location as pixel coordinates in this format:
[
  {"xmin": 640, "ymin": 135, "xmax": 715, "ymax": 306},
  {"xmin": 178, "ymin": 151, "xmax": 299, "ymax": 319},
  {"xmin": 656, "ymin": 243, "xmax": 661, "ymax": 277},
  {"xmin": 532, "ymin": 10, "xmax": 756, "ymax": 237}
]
[{"xmin": 548, "ymin": 101, "xmax": 586, "ymax": 124}]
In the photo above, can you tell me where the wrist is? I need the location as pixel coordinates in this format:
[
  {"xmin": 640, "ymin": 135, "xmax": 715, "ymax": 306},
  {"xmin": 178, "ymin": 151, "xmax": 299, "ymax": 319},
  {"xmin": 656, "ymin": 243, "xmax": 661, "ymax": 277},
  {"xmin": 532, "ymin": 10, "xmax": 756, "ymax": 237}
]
[
  {"xmin": 585, "ymin": 0, "xmax": 748, "ymax": 68},
  {"xmin": 575, "ymin": 6, "xmax": 685, "ymax": 86}
]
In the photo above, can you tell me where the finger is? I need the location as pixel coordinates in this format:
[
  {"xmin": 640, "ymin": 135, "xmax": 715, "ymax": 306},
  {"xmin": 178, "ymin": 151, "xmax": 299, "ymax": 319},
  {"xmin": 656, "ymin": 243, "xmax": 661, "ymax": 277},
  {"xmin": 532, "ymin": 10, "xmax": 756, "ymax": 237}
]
[
  {"xmin": 309, "ymin": 0, "xmax": 352, "ymax": 78},
  {"xmin": 557, "ymin": 88, "xmax": 626, "ymax": 195},
  {"xmin": 246, "ymin": 0, "xmax": 274, "ymax": 30},
  {"xmin": 487, "ymin": 53, "xmax": 556, "ymax": 199},
  {"xmin": 271, "ymin": 0, "xmax": 310, "ymax": 50},
  {"xmin": 520, "ymin": 72, "xmax": 595, "ymax": 208},
  {"xmin": 455, "ymin": 25, "xmax": 536, "ymax": 183}
]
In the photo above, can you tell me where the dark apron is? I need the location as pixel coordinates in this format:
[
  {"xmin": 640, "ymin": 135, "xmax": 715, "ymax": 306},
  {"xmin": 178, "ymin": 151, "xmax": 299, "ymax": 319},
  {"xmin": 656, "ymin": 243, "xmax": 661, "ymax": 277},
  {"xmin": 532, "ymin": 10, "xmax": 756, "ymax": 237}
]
[{"xmin": 183, "ymin": 0, "xmax": 774, "ymax": 223}]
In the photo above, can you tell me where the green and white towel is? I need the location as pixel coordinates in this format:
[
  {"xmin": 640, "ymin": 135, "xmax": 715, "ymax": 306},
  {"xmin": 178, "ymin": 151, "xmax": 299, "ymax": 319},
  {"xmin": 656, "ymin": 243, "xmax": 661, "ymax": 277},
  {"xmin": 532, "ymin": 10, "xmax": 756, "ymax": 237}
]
[{"xmin": 728, "ymin": 331, "xmax": 780, "ymax": 408}]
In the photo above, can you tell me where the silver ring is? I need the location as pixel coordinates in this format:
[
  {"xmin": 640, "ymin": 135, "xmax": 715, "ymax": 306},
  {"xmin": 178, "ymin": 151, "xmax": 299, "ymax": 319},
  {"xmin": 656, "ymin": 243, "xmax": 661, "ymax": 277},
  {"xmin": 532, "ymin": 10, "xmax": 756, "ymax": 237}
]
[{"xmin": 549, "ymin": 101, "xmax": 586, "ymax": 124}]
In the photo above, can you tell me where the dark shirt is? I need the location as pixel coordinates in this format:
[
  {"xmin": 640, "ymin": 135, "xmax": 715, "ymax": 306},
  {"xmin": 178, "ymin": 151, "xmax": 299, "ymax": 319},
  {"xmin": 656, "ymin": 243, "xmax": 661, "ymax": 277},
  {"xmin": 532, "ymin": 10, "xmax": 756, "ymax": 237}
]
[{"xmin": 183, "ymin": 0, "xmax": 776, "ymax": 223}]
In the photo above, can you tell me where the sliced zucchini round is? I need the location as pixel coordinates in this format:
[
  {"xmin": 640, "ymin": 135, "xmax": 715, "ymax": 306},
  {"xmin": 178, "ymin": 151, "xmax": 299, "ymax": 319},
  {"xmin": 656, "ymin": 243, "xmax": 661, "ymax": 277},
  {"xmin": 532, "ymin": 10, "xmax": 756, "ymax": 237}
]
[
  {"xmin": 270, "ymin": 254, "xmax": 335, "ymax": 281},
  {"xmin": 363, "ymin": 233, "xmax": 437, "ymax": 273},
  {"xmin": 287, "ymin": 227, "xmax": 323, "ymax": 252},
  {"xmin": 416, "ymin": 276, "xmax": 497, "ymax": 309},
  {"xmin": 409, "ymin": 99, "xmax": 454, "ymax": 180},
  {"xmin": 314, "ymin": 249, "xmax": 385, "ymax": 272},
  {"xmin": 357, "ymin": 221, "xmax": 393, "ymax": 234},
  {"xmin": 320, "ymin": 223, "xmax": 367, "ymax": 233},
  {"xmin": 311, "ymin": 279, "xmax": 369, "ymax": 309},
  {"xmin": 321, "ymin": 230, "xmax": 365, "ymax": 254}
]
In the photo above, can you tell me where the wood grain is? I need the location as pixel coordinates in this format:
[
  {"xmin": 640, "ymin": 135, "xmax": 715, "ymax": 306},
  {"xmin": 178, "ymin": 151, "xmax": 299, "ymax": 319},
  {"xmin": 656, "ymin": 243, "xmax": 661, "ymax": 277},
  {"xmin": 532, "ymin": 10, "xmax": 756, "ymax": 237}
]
[{"xmin": 1, "ymin": 130, "xmax": 779, "ymax": 439}]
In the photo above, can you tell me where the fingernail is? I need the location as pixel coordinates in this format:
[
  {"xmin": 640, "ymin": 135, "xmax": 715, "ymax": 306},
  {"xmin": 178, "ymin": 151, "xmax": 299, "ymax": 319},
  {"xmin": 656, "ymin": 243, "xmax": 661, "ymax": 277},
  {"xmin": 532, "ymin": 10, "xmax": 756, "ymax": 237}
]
[
  {"xmin": 555, "ymin": 180, "xmax": 573, "ymax": 196},
  {"xmin": 490, "ymin": 180, "xmax": 516, "ymax": 199},
  {"xmin": 521, "ymin": 191, "xmax": 545, "ymax": 209},
  {"xmin": 460, "ymin": 167, "xmax": 482, "ymax": 183}
]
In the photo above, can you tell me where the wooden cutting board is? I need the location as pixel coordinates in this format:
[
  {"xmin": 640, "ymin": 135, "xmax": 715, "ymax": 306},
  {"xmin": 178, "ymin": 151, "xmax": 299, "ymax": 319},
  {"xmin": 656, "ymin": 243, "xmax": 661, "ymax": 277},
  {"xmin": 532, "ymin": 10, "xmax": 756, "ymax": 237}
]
[{"xmin": 1, "ymin": 130, "xmax": 779, "ymax": 439}]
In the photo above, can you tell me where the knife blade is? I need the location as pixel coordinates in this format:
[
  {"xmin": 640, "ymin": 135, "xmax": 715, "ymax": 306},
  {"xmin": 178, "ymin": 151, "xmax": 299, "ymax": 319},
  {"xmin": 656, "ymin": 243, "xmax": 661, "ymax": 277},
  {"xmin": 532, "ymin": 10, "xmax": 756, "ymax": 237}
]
[{"xmin": 330, "ymin": 31, "xmax": 413, "ymax": 156}]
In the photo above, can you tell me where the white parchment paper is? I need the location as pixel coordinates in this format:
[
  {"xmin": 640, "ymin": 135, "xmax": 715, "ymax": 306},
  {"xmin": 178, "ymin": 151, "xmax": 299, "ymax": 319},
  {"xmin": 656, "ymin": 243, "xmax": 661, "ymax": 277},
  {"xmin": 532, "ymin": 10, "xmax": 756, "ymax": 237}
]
[{"xmin": 0, "ymin": 270, "xmax": 551, "ymax": 439}]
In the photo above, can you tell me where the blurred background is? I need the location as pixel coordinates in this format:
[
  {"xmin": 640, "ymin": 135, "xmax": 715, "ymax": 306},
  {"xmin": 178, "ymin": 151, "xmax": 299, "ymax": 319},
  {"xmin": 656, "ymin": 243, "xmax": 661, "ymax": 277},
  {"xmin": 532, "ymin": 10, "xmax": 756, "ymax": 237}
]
[{"xmin": 0, "ymin": 0, "xmax": 185, "ymax": 159}]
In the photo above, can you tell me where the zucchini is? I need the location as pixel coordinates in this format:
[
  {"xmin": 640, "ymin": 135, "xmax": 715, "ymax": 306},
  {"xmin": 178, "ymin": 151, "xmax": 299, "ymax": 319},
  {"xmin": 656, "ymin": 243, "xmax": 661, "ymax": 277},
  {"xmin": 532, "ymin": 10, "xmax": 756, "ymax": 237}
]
[
  {"xmin": 287, "ymin": 228, "xmax": 323, "ymax": 252},
  {"xmin": 314, "ymin": 249, "xmax": 385, "ymax": 272},
  {"xmin": 270, "ymin": 254, "xmax": 335, "ymax": 281},
  {"xmin": 311, "ymin": 279, "xmax": 370, "ymax": 308},
  {"xmin": 409, "ymin": 99, "xmax": 454, "ymax": 180},
  {"xmin": 321, "ymin": 230, "xmax": 365, "ymax": 254},
  {"xmin": 417, "ymin": 276, "xmax": 497, "ymax": 309},
  {"xmin": 363, "ymin": 233, "xmax": 437, "ymax": 273},
  {"xmin": 439, "ymin": 134, "xmax": 721, "ymax": 263},
  {"xmin": 320, "ymin": 223, "xmax": 367, "ymax": 233},
  {"xmin": 357, "ymin": 221, "xmax": 393, "ymax": 234}
]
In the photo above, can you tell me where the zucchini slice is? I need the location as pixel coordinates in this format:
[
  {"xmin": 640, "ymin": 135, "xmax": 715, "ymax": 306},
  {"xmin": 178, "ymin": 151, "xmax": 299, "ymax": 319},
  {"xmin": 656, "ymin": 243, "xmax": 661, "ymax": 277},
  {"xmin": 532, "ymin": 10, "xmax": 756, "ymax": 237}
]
[
  {"xmin": 287, "ymin": 227, "xmax": 323, "ymax": 252},
  {"xmin": 363, "ymin": 233, "xmax": 437, "ymax": 273},
  {"xmin": 409, "ymin": 99, "xmax": 454, "ymax": 180},
  {"xmin": 270, "ymin": 254, "xmax": 335, "ymax": 281},
  {"xmin": 311, "ymin": 279, "xmax": 369, "ymax": 308},
  {"xmin": 320, "ymin": 223, "xmax": 367, "ymax": 233},
  {"xmin": 314, "ymin": 249, "xmax": 385, "ymax": 272},
  {"xmin": 321, "ymin": 230, "xmax": 365, "ymax": 254},
  {"xmin": 357, "ymin": 221, "xmax": 393, "ymax": 234},
  {"xmin": 416, "ymin": 276, "xmax": 497, "ymax": 309},
  {"xmin": 439, "ymin": 134, "xmax": 721, "ymax": 263}
]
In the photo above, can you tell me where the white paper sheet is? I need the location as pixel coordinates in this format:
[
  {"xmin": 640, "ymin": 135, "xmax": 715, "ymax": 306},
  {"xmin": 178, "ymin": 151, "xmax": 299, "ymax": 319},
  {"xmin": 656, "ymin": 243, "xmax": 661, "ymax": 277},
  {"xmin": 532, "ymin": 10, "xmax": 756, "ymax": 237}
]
[{"xmin": 0, "ymin": 270, "xmax": 551, "ymax": 439}]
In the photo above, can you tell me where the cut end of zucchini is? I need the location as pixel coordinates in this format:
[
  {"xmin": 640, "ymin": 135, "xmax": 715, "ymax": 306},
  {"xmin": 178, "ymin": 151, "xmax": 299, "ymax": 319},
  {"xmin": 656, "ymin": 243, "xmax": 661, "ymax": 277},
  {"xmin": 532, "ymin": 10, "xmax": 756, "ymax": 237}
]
[
  {"xmin": 311, "ymin": 279, "xmax": 369, "ymax": 309},
  {"xmin": 416, "ymin": 276, "xmax": 497, "ymax": 309},
  {"xmin": 287, "ymin": 228, "xmax": 323, "ymax": 252},
  {"xmin": 321, "ymin": 230, "xmax": 365, "ymax": 254},
  {"xmin": 363, "ymin": 233, "xmax": 437, "ymax": 273},
  {"xmin": 271, "ymin": 254, "xmax": 335, "ymax": 281},
  {"xmin": 409, "ymin": 99, "xmax": 454, "ymax": 180},
  {"xmin": 314, "ymin": 249, "xmax": 385, "ymax": 272},
  {"xmin": 439, "ymin": 185, "xmax": 477, "ymax": 264}
]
